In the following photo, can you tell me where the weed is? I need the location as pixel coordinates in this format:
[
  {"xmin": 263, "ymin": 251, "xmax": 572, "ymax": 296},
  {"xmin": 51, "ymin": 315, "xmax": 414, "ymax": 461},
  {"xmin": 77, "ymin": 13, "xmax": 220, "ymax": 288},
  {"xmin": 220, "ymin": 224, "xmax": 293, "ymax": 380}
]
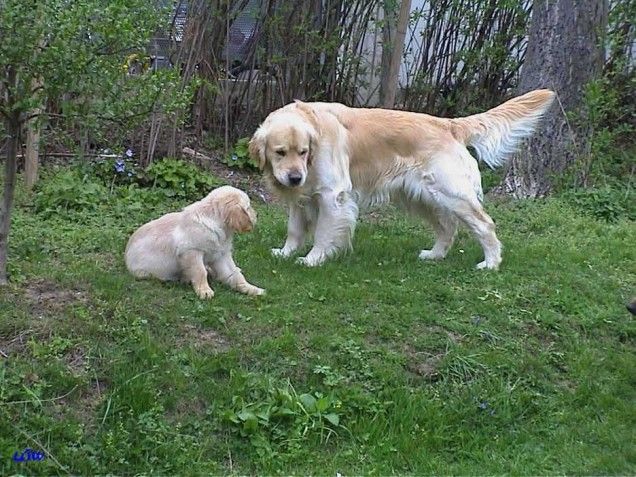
[
  {"xmin": 222, "ymin": 373, "xmax": 344, "ymax": 464},
  {"xmin": 222, "ymin": 137, "xmax": 259, "ymax": 170}
]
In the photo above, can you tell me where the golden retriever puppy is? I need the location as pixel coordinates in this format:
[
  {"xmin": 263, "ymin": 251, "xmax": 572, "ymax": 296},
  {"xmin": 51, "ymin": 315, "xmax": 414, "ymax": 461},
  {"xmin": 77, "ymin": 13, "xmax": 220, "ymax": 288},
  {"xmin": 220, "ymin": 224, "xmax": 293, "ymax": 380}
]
[
  {"xmin": 249, "ymin": 89, "xmax": 555, "ymax": 270},
  {"xmin": 125, "ymin": 185, "xmax": 264, "ymax": 298}
]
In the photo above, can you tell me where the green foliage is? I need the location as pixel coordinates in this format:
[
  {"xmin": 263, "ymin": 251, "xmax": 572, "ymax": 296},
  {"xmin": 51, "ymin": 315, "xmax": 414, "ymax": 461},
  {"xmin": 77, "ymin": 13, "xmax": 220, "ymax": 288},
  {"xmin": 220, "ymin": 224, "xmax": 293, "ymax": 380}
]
[
  {"xmin": 0, "ymin": 0, "xmax": 196, "ymax": 150},
  {"xmin": 34, "ymin": 169, "xmax": 107, "ymax": 217},
  {"xmin": 564, "ymin": 185, "xmax": 635, "ymax": 222},
  {"xmin": 222, "ymin": 137, "xmax": 259, "ymax": 170},
  {"xmin": 0, "ymin": 0, "xmax": 164, "ymax": 116},
  {"xmin": 145, "ymin": 158, "xmax": 225, "ymax": 200},
  {"xmin": 223, "ymin": 374, "xmax": 343, "ymax": 463},
  {"xmin": 577, "ymin": 77, "xmax": 636, "ymax": 185},
  {"xmin": 89, "ymin": 154, "xmax": 225, "ymax": 201},
  {"xmin": 89, "ymin": 150, "xmax": 141, "ymax": 188}
]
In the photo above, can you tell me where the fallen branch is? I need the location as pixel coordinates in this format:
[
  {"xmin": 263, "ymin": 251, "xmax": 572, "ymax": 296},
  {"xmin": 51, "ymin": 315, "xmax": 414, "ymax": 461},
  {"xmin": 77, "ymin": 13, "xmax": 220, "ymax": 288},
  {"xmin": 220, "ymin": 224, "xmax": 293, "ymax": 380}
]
[{"xmin": 182, "ymin": 147, "xmax": 213, "ymax": 162}]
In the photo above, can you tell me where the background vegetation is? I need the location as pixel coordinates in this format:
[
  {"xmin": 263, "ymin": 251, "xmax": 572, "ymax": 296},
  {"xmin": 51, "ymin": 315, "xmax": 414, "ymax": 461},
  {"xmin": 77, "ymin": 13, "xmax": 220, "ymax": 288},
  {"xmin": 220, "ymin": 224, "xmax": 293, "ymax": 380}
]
[{"xmin": 0, "ymin": 0, "xmax": 634, "ymax": 473}]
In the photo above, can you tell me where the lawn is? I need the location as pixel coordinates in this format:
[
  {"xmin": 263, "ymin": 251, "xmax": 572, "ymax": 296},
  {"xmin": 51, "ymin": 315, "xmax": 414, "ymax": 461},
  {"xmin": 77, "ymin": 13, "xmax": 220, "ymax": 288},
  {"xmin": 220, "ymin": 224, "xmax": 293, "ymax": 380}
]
[{"xmin": 1, "ymin": 165, "xmax": 635, "ymax": 475}]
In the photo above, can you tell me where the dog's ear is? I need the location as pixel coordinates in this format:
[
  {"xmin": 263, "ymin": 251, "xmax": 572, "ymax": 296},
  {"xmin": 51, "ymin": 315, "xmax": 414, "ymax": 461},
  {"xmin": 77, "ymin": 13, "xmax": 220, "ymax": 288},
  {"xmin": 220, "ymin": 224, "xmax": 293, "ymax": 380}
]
[
  {"xmin": 294, "ymin": 101, "xmax": 321, "ymax": 133},
  {"xmin": 294, "ymin": 101, "xmax": 320, "ymax": 165},
  {"xmin": 227, "ymin": 203, "xmax": 254, "ymax": 233},
  {"xmin": 249, "ymin": 129, "xmax": 267, "ymax": 171}
]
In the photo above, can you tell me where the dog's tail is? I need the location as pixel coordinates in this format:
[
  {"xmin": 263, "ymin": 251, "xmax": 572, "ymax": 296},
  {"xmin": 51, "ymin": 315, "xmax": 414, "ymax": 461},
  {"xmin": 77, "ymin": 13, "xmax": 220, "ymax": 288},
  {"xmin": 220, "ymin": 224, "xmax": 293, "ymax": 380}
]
[{"xmin": 450, "ymin": 89, "xmax": 555, "ymax": 169}]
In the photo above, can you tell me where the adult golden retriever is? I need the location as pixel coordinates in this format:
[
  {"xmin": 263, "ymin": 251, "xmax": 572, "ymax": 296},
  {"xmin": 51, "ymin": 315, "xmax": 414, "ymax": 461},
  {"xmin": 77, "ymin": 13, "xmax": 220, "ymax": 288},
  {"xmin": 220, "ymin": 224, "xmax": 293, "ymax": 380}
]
[
  {"xmin": 125, "ymin": 185, "xmax": 265, "ymax": 298},
  {"xmin": 249, "ymin": 90, "xmax": 555, "ymax": 269}
]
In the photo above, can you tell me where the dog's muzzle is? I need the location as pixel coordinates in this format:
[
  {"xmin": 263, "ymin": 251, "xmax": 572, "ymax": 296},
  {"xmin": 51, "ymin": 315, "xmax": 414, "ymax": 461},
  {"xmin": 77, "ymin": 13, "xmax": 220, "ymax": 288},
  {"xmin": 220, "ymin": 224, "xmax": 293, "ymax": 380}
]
[{"xmin": 287, "ymin": 171, "xmax": 303, "ymax": 187}]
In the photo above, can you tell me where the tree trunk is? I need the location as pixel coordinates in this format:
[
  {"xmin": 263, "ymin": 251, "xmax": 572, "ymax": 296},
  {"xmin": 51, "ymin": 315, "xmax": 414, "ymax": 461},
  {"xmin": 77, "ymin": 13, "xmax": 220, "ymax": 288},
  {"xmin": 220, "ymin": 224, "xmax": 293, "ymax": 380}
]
[
  {"xmin": 25, "ymin": 113, "xmax": 42, "ymax": 190},
  {"xmin": 25, "ymin": 71, "xmax": 44, "ymax": 191},
  {"xmin": 380, "ymin": 0, "xmax": 411, "ymax": 108},
  {"xmin": 0, "ymin": 116, "xmax": 20, "ymax": 285},
  {"xmin": 499, "ymin": 0, "xmax": 608, "ymax": 198}
]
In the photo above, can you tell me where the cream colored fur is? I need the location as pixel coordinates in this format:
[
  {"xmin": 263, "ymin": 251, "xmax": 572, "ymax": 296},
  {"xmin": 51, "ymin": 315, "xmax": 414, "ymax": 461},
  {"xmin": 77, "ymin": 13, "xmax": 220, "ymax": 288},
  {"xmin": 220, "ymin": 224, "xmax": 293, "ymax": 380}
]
[
  {"xmin": 125, "ymin": 185, "xmax": 264, "ymax": 298},
  {"xmin": 250, "ymin": 89, "xmax": 555, "ymax": 269}
]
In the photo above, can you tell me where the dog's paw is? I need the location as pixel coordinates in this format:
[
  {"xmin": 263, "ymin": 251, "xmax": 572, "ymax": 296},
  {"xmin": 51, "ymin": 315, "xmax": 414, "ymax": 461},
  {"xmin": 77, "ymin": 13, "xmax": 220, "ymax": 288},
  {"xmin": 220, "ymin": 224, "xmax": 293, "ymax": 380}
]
[
  {"xmin": 195, "ymin": 286, "xmax": 215, "ymax": 299},
  {"xmin": 418, "ymin": 249, "xmax": 444, "ymax": 261},
  {"xmin": 476, "ymin": 260, "xmax": 499, "ymax": 271},
  {"xmin": 271, "ymin": 247, "xmax": 293, "ymax": 258},
  {"xmin": 296, "ymin": 255, "xmax": 323, "ymax": 267}
]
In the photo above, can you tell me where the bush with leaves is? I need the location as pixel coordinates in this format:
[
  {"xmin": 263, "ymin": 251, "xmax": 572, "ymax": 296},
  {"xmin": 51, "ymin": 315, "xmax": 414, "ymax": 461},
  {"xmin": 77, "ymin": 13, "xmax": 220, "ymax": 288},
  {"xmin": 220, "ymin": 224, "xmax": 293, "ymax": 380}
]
[
  {"xmin": 222, "ymin": 137, "xmax": 259, "ymax": 170},
  {"xmin": 564, "ymin": 186, "xmax": 635, "ymax": 223},
  {"xmin": 90, "ymin": 149, "xmax": 142, "ymax": 188},
  {"xmin": 144, "ymin": 158, "xmax": 225, "ymax": 200},
  {"xmin": 34, "ymin": 170, "xmax": 108, "ymax": 218}
]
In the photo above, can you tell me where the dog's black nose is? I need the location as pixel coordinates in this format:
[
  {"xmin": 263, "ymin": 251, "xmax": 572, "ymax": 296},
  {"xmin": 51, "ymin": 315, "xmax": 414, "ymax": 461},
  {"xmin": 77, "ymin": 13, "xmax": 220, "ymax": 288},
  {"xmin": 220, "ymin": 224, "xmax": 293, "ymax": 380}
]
[{"xmin": 288, "ymin": 172, "xmax": 302, "ymax": 186}]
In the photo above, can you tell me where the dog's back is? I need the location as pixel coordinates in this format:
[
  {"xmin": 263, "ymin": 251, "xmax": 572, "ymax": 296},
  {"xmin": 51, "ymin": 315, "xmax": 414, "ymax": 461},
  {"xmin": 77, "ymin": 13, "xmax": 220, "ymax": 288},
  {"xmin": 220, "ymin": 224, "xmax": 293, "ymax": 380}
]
[{"xmin": 125, "ymin": 212, "xmax": 182, "ymax": 281}]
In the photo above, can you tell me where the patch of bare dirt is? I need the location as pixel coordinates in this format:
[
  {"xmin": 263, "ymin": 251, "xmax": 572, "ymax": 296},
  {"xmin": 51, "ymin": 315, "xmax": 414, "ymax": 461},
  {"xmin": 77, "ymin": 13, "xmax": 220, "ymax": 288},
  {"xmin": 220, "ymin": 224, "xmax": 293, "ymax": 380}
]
[
  {"xmin": 0, "ymin": 329, "xmax": 32, "ymax": 358},
  {"xmin": 168, "ymin": 397, "xmax": 208, "ymax": 425},
  {"xmin": 53, "ymin": 379, "xmax": 109, "ymax": 426},
  {"xmin": 178, "ymin": 324, "xmax": 231, "ymax": 353},
  {"xmin": 25, "ymin": 279, "xmax": 89, "ymax": 317},
  {"xmin": 403, "ymin": 344, "xmax": 445, "ymax": 381},
  {"xmin": 417, "ymin": 324, "xmax": 465, "ymax": 344},
  {"xmin": 64, "ymin": 346, "xmax": 89, "ymax": 376}
]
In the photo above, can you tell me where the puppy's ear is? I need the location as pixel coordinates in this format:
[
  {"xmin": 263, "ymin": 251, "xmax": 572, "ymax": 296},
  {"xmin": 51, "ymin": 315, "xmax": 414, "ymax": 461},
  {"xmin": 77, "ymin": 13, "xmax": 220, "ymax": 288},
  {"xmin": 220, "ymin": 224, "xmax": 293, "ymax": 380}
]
[
  {"xmin": 249, "ymin": 129, "xmax": 267, "ymax": 171},
  {"xmin": 227, "ymin": 204, "xmax": 254, "ymax": 233}
]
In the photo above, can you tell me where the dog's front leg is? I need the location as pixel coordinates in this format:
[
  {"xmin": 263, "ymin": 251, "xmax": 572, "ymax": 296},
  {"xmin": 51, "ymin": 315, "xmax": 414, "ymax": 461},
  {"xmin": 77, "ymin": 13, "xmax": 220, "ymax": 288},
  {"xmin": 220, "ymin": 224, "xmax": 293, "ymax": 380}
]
[
  {"xmin": 272, "ymin": 203, "xmax": 307, "ymax": 259},
  {"xmin": 211, "ymin": 254, "xmax": 265, "ymax": 296},
  {"xmin": 179, "ymin": 250, "xmax": 215, "ymax": 299},
  {"xmin": 297, "ymin": 190, "xmax": 358, "ymax": 267}
]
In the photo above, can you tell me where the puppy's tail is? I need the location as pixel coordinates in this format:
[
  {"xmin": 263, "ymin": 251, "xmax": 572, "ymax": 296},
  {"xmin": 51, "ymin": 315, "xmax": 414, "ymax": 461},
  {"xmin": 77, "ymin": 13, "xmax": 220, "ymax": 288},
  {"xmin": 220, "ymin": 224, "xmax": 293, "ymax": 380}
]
[{"xmin": 450, "ymin": 89, "xmax": 555, "ymax": 169}]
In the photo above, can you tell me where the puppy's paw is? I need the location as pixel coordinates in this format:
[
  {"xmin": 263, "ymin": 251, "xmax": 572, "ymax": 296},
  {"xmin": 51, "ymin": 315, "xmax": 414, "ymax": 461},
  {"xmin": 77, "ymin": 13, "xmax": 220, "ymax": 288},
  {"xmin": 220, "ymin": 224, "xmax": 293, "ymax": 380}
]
[
  {"xmin": 195, "ymin": 285, "xmax": 215, "ymax": 299},
  {"xmin": 271, "ymin": 247, "xmax": 293, "ymax": 258},
  {"xmin": 247, "ymin": 286, "xmax": 266, "ymax": 296}
]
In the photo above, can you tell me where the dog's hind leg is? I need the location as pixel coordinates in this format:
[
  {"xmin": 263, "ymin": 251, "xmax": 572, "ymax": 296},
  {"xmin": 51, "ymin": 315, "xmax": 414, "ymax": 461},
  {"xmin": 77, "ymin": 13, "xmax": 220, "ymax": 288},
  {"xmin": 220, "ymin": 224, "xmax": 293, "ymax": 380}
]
[
  {"xmin": 421, "ymin": 147, "xmax": 501, "ymax": 269},
  {"xmin": 179, "ymin": 250, "xmax": 214, "ymax": 299},
  {"xmin": 452, "ymin": 200, "xmax": 502, "ymax": 270},
  {"xmin": 418, "ymin": 209, "xmax": 458, "ymax": 261}
]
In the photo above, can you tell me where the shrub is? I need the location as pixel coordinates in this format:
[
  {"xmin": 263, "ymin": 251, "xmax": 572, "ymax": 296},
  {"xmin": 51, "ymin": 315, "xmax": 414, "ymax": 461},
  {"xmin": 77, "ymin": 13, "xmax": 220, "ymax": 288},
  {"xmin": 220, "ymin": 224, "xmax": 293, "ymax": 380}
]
[
  {"xmin": 90, "ymin": 149, "xmax": 141, "ymax": 188},
  {"xmin": 144, "ymin": 158, "xmax": 225, "ymax": 200},
  {"xmin": 221, "ymin": 137, "xmax": 259, "ymax": 170},
  {"xmin": 35, "ymin": 169, "xmax": 108, "ymax": 217},
  {"xmin": 564, "ymin": 185, "xmax": 635, "ymax": 222}
]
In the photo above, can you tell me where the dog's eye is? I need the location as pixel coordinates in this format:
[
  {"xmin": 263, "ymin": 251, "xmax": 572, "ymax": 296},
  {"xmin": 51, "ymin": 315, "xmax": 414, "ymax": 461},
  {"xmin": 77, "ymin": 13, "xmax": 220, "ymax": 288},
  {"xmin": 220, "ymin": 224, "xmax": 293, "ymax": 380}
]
[
  {"xmin": 276, "ymin": 150, "xmax": 286, "ymax": 157},
  {"xmin": 299, "ymin": 149, "xmax": 308, "ymax": 156}
]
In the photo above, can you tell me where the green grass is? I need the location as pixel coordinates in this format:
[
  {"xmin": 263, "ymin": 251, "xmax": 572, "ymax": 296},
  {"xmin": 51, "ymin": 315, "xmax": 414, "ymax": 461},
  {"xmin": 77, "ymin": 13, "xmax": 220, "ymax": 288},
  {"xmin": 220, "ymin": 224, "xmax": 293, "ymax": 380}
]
[{"xmin": 1, "ymin": 167, "xmax": 635, "ymax": 475}]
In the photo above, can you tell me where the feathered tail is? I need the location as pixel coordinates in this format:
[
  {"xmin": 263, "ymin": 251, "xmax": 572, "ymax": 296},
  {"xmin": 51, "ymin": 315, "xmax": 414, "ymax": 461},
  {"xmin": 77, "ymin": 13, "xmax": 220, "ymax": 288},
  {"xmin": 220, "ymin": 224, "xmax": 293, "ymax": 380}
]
[{"xmin": 451, "ymin": 89, "xmax": 555, "ymax": 168}]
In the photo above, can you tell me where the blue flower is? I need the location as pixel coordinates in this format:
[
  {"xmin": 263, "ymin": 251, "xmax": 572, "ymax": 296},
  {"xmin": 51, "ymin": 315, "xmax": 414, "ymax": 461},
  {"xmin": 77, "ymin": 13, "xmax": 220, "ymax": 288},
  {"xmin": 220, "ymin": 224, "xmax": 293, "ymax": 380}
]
[
  {"xmin": 125, "ymin": 149, "xmax": 133, "ymax": 158},
  {"xmin": 115, "ymin": 159, "xmax": 126, "ymax": 173},
  {"xmin": 231, "ymin": 154, "xmax": 238, "ymax": 161},
  {"xmin": 478, "ymin": 400, "xmax": 495, "ymax": 416}
]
